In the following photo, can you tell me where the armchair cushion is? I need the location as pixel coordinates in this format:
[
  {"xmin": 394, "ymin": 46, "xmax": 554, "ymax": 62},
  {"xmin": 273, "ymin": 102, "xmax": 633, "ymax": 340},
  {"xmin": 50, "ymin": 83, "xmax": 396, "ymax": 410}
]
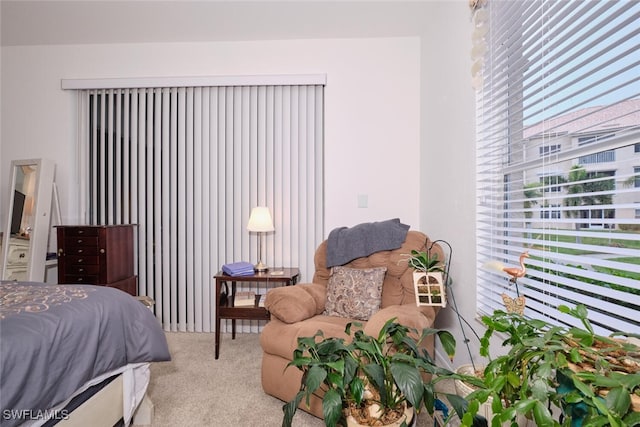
[
  {"xmin": 265, "ymin": 283, "xmax": 325, "ymax": 324},
  {"xmin": 323, "ymin": 266, "xmax": 386, "ymax": 321}
]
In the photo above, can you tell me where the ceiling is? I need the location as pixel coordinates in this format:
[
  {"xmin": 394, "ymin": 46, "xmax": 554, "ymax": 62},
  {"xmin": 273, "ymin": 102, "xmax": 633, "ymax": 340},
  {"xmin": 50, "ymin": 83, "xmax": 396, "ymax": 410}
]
[{"xmin": 0, "ymin": 1, "xmax": 444, "ymax": 47}]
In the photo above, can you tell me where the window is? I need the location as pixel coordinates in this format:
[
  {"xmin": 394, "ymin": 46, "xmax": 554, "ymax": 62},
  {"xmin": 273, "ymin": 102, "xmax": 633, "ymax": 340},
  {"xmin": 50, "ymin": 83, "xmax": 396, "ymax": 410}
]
[
  {"xmin": 476, "ymin": 1, "xmax": 640, "ymax": 335},
  {"xmin": 578, "ymin": 150, "xmax": 615, "ymax": 164},
  {"xmin": 539, "ymin": 144, "xmax": 561, "ymax": 156},
  {"xmin": 578, "ymin": 133, "xmax": 616, "ymax": 146},
  {"xmin": 539, "ymin": 175, "xmax": 563, "ymax": 192},
  {"xmin": 540, "ymin": 204, "xmax": 561, "ymax": 219}
]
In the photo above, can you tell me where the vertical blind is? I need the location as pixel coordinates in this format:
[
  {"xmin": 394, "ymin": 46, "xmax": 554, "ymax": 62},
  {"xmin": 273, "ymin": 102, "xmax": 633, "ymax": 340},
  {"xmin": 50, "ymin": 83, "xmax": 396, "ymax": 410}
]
[
  {"xmin": 476, "ymin": 0, "xmax": 640, "ymax": 335},
  {"xmin": 75, "ymin": 81, "xmax": 324, "ymax": 332}
]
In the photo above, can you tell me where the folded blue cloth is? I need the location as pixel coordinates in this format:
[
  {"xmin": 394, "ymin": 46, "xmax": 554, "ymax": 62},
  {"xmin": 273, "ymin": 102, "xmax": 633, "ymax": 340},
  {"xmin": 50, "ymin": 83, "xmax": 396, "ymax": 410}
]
[
  {"xmin": 326, "ymin": 218, "xmax": 410, "ymax": 268},
  {"xmin": 222, "ymin": 261, "xmax": 255, "ymax": 276}
]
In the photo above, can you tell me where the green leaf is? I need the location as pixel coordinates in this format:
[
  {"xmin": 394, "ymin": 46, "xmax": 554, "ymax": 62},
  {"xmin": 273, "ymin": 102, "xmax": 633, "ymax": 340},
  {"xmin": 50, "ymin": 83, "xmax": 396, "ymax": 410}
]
[
  {"xmin": 499, "ymin": 406, "xmax": 516, "ymax": 422},
  {"xmin": 604, "ymin": 387, "xmax": 630, "ymax": 417},
  {"xmin": 422, "ymin": 382, "xmax": 435, "ymax": 413},
  {"xmin": 532, "ymin": 400, "xmax": 554, "ymax": 427},
  {"xmin": 571, "ymin": 376, "xmax": 595, "ymax": 398},
  {"xmin": 623, "ymin": 411, "xmax": 640, "ymax": 426},
  {"xmin": 445, "ymin": 392, "xmax": 471, "ymax": 421},
  {"xmin": 531, "ymin": 379, "xmax": 549, "ymax": 402},
  {"xmin": 437, "ymin": 329, "xmax": 457, "ymax": 360},
  {"xmin": 506, "ymin": 371, "xmax": 521, "ymax": 388},
  {"xmin": 282, "ymin": 391, "xmax": 304, "ymax": 427},
  {"xmin": 390, "ymin": 361, "xmax": 423, "ymax": 408},
  {"xmin": 514, "ymin": 398, "xmax": 536, "ymax": 415},
  {"xmin": 606, "ymin": 372, "xmax": 640, "ymax": 390},
  {"xmin": 362, "ymin": 362, "xmax": 386, "ymax": 398},
  {"xmin": 304, "ymin": 365, "xmax": 327, "ymax": 395},
  {"xmin": 575, "ymin": 304, "xmax": 589, "ymax": 320},
  {"xmin": 491, "ymin": 392, "xmax": 503, "ymax": 413},
  {"xmin": 350, "ymin": 376, "xmax": 365, "ymax": 405},
  {"xmin": 322, "ymin": 388, "xmax": 343, "ymax": 427}
]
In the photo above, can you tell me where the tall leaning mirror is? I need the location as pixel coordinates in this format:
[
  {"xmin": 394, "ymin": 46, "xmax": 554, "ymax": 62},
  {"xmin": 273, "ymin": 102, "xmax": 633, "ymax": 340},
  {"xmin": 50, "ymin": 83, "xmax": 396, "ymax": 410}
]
[{"xmin": 1, "ymin": 159, "xmax": 55, "ymax": 282}]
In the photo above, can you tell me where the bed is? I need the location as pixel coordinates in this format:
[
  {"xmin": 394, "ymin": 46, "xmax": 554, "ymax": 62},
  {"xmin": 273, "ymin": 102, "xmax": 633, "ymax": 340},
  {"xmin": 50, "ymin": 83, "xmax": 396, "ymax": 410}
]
[{"xmin": 0, "ymin": 281, "xmax": 171, "ymax": 427}]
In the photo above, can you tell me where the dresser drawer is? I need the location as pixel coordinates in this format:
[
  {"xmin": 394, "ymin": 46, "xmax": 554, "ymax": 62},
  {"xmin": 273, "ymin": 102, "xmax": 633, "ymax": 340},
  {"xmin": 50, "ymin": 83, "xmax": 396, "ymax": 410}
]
[
  {"xmin": 62, "ymin": 227, "xmax": 99, "ymax": 237},
  {"xmin": 62, "ymin": 244, "xmax": 99, "ymax": 256},
  {"xmin": 63, "ymin": 275, "xmax": 99, "ymax": 284},
  {"xmin": 66, "ymin": 255, "xmax": 99, "ymax": 265},
  {"xmin": 6, "ymin": 244, "xmax": 29, "ymax": 265},
  {"xmin": 64, "ymin": 236, "xmax": 99, "ymax": 247},
  {"xmin": 65, "ymin": 264, "xmax": 100, "ymax": 275}
]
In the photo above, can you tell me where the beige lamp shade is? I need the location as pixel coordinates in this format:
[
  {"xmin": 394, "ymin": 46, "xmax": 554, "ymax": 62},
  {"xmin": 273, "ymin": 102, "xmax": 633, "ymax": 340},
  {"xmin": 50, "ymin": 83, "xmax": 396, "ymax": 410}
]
[
  {"xmin": 247, "ymin": 206, "xmax": 274, "ymax": 272},
  {"xmin": 247, "ymin": 207, "xmax": 275, "ymax": 232}
]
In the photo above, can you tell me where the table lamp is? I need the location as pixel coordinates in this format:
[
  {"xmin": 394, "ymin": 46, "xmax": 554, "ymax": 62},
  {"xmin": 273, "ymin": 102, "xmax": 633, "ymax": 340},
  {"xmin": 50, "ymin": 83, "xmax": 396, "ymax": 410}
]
[{"xmin": 247, "ymin": 206, "xmax": 275, "ymax": 272}]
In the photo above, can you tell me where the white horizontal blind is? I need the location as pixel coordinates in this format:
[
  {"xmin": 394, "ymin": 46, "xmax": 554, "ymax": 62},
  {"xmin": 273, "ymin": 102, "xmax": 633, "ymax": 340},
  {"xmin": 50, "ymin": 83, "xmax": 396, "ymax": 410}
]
[
  {"xmin": 476, "ymin": 0, "xmax": 640, "ymax": 335},
  {"xmin": 78, "ymin": 83, "xmax": 324, "ymax": 332}
]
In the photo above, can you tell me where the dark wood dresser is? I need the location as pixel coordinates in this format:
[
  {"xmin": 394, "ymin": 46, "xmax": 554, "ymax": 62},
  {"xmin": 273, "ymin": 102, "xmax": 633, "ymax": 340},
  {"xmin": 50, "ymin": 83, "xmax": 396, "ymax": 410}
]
[{"xmin": 56, "ymin": 225, "xmax": 137, "ymax": 296}]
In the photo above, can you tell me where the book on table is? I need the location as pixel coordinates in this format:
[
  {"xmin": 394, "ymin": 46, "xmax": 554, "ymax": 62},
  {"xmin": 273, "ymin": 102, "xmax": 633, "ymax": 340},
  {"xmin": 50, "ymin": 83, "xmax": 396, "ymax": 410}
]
[
  {"xmin": 234, "ymin": 291, "xmax": 256, "ymax": 307},
  {"xmin": 258, "ymin": 293, "xmax": 267, "ymax": 308},
  {"xmin": 222, "ymin": 261, "xmax": 255, "ymax": 277}
]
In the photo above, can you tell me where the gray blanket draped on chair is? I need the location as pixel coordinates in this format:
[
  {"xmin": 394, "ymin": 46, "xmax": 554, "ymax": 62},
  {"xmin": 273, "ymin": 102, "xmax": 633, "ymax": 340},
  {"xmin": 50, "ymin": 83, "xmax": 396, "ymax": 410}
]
[{"xmin": 326, "ymin": 218, "xmax": 411, "ymax": 267}]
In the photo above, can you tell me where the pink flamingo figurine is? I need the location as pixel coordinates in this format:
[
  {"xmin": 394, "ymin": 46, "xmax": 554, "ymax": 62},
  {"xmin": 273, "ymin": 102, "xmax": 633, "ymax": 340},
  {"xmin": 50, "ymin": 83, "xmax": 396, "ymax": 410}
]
[
  {"xmin": 484, "ymin": 251, "xmax": 529, "ymax": 295},
  {"xmin": 502, "ymin": 251, "xmax": 529, "ymax": 284}
]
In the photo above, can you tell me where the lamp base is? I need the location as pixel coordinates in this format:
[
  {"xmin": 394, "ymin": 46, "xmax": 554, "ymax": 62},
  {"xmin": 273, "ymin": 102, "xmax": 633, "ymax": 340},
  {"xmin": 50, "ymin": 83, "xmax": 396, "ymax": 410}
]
[{"xmin": 254, "ymin": 261, "xmax": 269, "ymax": 272}]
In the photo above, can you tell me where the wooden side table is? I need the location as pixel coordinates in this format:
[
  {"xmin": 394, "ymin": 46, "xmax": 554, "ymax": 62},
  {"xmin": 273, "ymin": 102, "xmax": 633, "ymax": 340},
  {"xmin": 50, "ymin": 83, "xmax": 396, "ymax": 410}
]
[{"xmin": 214, "ymin": 267, "xmax": 300, "ymax": 359}]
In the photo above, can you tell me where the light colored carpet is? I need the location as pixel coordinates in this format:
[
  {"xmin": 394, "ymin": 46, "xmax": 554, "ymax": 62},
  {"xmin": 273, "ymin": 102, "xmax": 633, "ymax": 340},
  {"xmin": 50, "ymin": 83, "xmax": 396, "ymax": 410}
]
[{"xmin": 143, "ymin": 332, "xmax": 448, "ymax": 426}]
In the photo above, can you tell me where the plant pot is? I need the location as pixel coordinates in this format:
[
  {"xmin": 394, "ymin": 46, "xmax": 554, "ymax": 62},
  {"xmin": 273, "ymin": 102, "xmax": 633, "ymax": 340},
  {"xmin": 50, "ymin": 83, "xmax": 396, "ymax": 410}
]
[
  {"xmin": 413, "ymin": 271, "xmax": 446, "ymax": 307},
  {"xmin": 346, "ymin": 404, "xmax": 415, "ymax": 427},
  {"xmin": 454, "ymin": 365, "xmax": 536, "ymax": 427}
]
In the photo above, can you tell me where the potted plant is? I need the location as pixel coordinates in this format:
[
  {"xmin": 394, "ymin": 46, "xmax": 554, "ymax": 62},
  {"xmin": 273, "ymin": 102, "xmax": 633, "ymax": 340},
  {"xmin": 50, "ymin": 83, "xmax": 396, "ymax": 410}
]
[
  {"xmin": 458, "ymin": 304, "xmax": 640, "ymax": 427},
  {"xmin": 281, "ymin": 318, "xmax": 484, "ymax": 427},
  {"xmin": 405, "ymin": 249, "xmax": 447, "ymax": 307}
]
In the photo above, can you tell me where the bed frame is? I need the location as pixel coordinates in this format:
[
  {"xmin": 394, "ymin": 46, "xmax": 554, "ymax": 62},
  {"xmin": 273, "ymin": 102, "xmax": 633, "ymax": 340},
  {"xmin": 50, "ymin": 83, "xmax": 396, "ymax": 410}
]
[{"xmin": 55, "ymin": 374, "xmax": 153, "ymax": 427}]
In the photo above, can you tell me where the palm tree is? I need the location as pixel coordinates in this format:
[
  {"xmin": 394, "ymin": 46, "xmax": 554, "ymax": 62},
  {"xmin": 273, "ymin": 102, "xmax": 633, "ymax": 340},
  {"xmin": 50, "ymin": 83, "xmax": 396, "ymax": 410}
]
[{"xmin": 564, "ymin": 165, "xmax": 615, "ymax": 242}]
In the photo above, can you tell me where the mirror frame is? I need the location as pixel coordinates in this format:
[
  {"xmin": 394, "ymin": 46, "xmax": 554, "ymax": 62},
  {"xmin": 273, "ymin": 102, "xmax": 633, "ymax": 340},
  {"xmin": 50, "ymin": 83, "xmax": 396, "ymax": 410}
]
[{"xmin": 1, "ymin": 158, "xmax": 56, "ymax": 282}]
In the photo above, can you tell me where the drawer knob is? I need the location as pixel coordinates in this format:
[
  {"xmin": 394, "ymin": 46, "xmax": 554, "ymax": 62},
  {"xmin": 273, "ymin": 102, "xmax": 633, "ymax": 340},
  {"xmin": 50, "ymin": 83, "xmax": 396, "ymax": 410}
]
[
  {"xmin": 100, "ymin": 249, "xmax": 105, "ymax": 254},
  {"xmin": 77, "ymin": 239, "xmax": 83, "ymax": 244},
  {"xmin": 77, "ymin": 249, "xmax": 83, "ymax": 254},
  {"xmin": 78, "ymin": 268, "xmax": 84, "ymax": 272},
  {"xmin": 78, "ymin": 259, "xmax": 83, "ymax": 263},
  {"xmin": 78, "ymin": 230, "xmax": 84, "ymax": 234}
]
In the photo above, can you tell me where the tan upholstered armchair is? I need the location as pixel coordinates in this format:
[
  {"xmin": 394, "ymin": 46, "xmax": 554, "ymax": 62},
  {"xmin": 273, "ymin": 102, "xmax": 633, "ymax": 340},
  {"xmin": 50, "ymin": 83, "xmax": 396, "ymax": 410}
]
[{"xmin": 259, "ymin": 229, "xmax": 444, "ymax": 418}]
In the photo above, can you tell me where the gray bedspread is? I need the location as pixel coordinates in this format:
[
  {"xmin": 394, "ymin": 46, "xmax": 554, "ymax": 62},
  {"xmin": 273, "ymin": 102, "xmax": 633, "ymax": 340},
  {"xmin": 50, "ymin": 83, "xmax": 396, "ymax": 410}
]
[
  {"xmin": 0, "ymin": 282, "xmax": 170, "ymax": 427},
  {"xmin": 326, "ymin": 218, "xmax": 410, "ymax": 267}
]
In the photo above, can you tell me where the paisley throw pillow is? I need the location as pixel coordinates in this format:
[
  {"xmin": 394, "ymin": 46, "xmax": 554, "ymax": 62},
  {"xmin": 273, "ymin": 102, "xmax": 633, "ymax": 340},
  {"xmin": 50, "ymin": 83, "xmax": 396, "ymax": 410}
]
[{"xmin": 323, "ymin": 266, "xmax": 386, "ymax": 321}]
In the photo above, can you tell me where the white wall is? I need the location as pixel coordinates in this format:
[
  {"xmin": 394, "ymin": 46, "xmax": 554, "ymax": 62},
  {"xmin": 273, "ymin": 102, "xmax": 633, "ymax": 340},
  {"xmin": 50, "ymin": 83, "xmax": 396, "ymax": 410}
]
[
  {"xmin": 419, "ymin": 2, "xmax": 481, "ymax": 367},
  {"xmin": 0, "ymin": 1, "xmax": 480, "ymax": 366},
  {"xmin": 1, "ymin": 37, "xmax": 421, "ymax": 231}
]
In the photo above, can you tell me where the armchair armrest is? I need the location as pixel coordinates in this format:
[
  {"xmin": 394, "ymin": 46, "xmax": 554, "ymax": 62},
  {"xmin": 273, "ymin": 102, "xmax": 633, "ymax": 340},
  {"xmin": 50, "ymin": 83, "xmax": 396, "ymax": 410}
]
[{"xmin": 264, "ymin": 283, "xmax": 327, "ymax": 324}]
